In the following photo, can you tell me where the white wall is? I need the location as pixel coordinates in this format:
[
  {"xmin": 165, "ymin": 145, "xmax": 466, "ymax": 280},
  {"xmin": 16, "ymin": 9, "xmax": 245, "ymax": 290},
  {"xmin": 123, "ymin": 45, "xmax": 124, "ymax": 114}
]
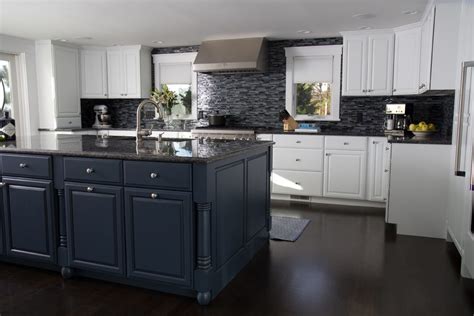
[{"xmin": 0, "ymin": 34, "xmax": 40, "ymax": 135}]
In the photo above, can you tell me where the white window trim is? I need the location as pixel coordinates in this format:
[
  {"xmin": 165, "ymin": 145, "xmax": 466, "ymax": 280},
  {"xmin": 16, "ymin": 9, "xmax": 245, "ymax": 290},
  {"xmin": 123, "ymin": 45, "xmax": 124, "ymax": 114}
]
[
  {"xmin": 152, "ymin": 52, "xmax": 198, "ymax": 120},
  {"xmin": 285, "ymin": 45, "xmax": 342, "ymax": 121}
]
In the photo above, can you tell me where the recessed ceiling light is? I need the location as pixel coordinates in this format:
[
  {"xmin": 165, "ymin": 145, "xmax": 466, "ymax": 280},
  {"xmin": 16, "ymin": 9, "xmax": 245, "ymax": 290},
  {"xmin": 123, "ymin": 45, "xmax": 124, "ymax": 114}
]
[
  {"xmin": 297, "ymin": 30, "xmax": 312, "ymax": 34},
  {"xmin": 402, "ymin": 10, "xmax": 419, "ymax": 15},
  {"xmin": 352, "ymin": 13, "xmax": 376, "ymax": 20},
  {"xmin": 59, "ymin": 39, "xmax": 68, "ymax": 42},
  {"xmin": 359, "ymin": 26, "xmax": 372, "ymax": 30},
  {"xmin": 152, "ymin": 40, "xmax": 164, "ymax": 44}
]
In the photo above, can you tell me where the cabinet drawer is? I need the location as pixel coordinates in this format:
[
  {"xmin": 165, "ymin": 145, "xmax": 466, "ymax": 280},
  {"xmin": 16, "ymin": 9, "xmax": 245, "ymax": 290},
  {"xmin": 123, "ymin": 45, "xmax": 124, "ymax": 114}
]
[
  {"xmin": 325, "ymin": 136, "xmax": 368, "ymax": 151},
  {"xmin": 273, "ymin": 148, "xmax": 323, "ymax": 172},
  {"xmin": 124, "ymin": 161, "xmax": 191, "ymax": 191},
  {"xmin": 64, "ymin": 157, "xmax": 122, "ymax": 184},
  {"xmin": 272, "ymin": 170, "xmax": 323, "ymax": 196},
  {"xmin": 56, "ymin": 117, "xmax": 81, "ymax": 129},
  {"xmin": 2, "ymin": 154, "xmax": 52, "ymax": 179},
  {"xmin": 273, "ymin": 135, "xmax": 323, "ymax": 149}
]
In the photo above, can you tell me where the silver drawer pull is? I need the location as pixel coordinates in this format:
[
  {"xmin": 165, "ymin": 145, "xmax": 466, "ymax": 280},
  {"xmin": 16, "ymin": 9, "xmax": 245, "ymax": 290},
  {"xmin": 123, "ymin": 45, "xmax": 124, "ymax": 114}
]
[
  {"xmin": 295, "ymin": 140, "xmax": 301, "ymax": 144},
  {"xmin": 19, "ymin": 163, "xmax": 27, "ymax": 168},
  {"xmin": 326, "ymin": 153, "xmax": 330, "ymax": 156},
  {"xmin": 86, "ymin": 168, "xmax": 94, "ymax": 174},
  {"xmin": 295, "ymin": 159, "xmax": 301, "ymax": 162},
  {"xmin": 150, "ymin": 172, "xmax": 159, "ymax": 179},
  {"xmin": 343, "ymin": 142, "xmax": 349, "ymax": 145},
  {"xmin": 86, "ymin": 187, "xmax": 94, "ymax": 192},
  {"xmin": 384, "ymin": 169, "xmax": 389, "ymax": 173},
  {"xmin": 150, "ymin": 193, "xmax": 158, "ymax": 199}
]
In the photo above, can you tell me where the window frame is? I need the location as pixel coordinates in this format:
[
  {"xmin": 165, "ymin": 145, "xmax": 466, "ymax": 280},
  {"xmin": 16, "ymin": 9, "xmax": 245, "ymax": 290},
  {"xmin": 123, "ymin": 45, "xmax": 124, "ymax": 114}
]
[
  {"xmin": 285, "ymin": 45, "xmax": 342, "ymax": 121},
  {"xmin": 152, "ymin": 52, "xmax": 198, "ymax": 120}
]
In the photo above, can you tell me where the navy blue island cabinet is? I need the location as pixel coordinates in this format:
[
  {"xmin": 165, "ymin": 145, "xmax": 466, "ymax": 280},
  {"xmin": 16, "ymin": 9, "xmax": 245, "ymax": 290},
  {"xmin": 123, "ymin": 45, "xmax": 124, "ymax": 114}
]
[{"xmin": 0, "ymin": 139, "xmax": 272, "ymax": 305}]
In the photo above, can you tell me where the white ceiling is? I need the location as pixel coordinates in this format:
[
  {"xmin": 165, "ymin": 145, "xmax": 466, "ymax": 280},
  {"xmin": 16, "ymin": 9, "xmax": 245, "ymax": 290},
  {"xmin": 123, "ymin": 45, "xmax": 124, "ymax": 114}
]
[{"xmin": 0, "ymin": 0, "xmax": 429, "ymax": 47}]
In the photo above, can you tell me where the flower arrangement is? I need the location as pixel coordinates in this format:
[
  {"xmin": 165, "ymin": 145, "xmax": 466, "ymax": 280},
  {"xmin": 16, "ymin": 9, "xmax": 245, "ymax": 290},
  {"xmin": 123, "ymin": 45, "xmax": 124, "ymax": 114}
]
[{"xmin": 150, "ymin": 85, "xmax": 178, "ymax": 115}]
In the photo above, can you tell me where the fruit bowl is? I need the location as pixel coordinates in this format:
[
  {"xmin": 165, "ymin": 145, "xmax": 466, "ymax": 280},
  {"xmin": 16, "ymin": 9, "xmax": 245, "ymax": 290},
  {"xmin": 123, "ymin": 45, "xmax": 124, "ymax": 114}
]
[{"xmin": 412, "ymin": 130, "xmax": 437, "ymax": 137}]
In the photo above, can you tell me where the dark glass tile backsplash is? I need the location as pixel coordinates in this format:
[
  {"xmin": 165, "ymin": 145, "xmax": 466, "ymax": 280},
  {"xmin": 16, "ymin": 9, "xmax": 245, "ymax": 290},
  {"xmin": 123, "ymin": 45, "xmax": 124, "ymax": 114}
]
[{"xmin": 81, "ymin": 37, "xmax": 455, "ymax": 136}]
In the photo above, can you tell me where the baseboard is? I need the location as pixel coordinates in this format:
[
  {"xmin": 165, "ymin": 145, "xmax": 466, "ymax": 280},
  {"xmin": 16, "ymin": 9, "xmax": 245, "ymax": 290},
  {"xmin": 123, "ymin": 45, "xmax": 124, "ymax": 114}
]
[
  {"xmin": 447, "ymin": 226, "xmax": 465, "ymax": 257},
  {"xmin": 271, "ymin": 194, "xmax": 385, "ymax": 208}
]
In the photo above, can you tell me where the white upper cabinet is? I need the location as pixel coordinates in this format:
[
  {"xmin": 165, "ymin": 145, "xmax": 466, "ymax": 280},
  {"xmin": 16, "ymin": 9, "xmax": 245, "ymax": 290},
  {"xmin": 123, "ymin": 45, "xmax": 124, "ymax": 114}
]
[
  {"xmin": 106, "ymin": 46, "xmax": 151, "ymax": 99},
  {"xmin": 342, "ymin": 36, "xmax": 367, "ymax": 96},
  {"xmin": 367, "ymin": 137, "xmax": 391, "ymax": 202},
  {"xmin": 81, "ymin": 45, "xmax": 151, "ymax": 99},
  {"xmin": 81, "ymin": 48, "xmax": 108, "ymax": 98},
  {"xmin": 341, "ymin": 30, "xmax": 394, "ymax": 96},
  {"xmin": 366, "ymin": 34, "xmax": 394, "ymax": 95},
  {"xmin": 36, "ymin": 40, "xmax": 81, "ymax": 129},
  {"xmin": 418, "ymin": 6, "xmax": 435, "ymax": 93},
  {"xmin": 393, "ymin": 25, "xmax": 421, "ymax": 95}
]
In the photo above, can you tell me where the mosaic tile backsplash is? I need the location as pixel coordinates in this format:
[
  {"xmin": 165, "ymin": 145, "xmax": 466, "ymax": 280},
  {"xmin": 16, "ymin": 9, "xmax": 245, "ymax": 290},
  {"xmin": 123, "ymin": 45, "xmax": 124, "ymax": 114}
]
[{"xmin": 81, "ymin": 37, "xmax": 455, "ymax": 136}]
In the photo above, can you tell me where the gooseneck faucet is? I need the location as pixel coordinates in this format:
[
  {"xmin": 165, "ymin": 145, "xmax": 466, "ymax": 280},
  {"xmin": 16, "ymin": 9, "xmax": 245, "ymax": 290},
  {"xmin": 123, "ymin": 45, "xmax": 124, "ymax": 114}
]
[{"xmin": 136, "ymin": 99, "xmax": 165, "ymax": 142}]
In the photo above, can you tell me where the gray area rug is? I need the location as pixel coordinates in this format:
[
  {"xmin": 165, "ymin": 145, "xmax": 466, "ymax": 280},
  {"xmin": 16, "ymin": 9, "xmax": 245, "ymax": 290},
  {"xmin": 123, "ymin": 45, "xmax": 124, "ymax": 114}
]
[{"xmin": 270, "ymin": 216, "xmax": 310, "ymax": 242}]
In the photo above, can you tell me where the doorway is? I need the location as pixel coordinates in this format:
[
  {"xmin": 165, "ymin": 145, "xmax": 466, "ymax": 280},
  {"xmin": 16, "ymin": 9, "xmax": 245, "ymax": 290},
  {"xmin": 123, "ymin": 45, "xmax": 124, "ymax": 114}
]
[{"xmin": 0, "ymin": 52, "xmax": 19, "ymax": 138}]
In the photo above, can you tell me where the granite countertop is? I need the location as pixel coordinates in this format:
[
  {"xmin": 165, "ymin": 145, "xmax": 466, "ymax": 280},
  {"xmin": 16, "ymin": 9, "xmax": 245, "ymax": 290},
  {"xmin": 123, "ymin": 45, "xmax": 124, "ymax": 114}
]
[
  {"xmin": 255, "ymin": 128, "xmax": 387, "ymax": 137},
  {"xmin": 38, "ymin": 127, "xmax": 193, "ymax": 132},
  {"xmin": 387, "ymin": 134, "xmax": 452, "ymax": 145},
  {"xmin": 0, "ymin": 135, "xmax": 273, "ymax": 163}
]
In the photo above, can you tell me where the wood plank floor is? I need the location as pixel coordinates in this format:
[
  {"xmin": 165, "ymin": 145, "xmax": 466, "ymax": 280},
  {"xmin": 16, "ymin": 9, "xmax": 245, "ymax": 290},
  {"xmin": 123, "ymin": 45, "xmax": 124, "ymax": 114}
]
[{"xmin": 0, "ymin": 201, "xmax": 473, "ymax": 315}]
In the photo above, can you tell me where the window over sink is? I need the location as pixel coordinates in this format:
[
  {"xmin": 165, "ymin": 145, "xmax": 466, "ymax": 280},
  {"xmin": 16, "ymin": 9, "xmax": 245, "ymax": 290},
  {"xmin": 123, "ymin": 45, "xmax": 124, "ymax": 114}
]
[
  {"xmin": 152, "ymin": 52, "xmax": 198, "ymax": 120},
  {"xmin": 285, "ymin": 45, "xmax": 342, "ymax": 121}
]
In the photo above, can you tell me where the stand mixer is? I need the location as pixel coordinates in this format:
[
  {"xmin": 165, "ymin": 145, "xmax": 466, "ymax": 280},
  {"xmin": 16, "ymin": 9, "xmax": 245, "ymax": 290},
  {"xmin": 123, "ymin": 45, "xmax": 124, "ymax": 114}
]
[{"xmin": 92, "ymin": 105, "xmax": 112, "ymax": 129}]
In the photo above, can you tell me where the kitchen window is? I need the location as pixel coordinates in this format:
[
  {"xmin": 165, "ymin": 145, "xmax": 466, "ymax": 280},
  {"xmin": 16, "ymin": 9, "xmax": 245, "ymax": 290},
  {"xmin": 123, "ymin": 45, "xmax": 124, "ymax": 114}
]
[
  {"xmin": 285, "ymin": 45, "xmax": 342, "ymax": 121},
  {"xmin": 152, "ymin": 52, "xmax": 198, "ymax": 120}
]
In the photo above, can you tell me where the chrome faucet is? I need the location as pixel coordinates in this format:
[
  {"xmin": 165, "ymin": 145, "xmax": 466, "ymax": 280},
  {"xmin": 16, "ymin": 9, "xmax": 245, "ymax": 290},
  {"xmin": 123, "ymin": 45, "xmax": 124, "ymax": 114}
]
[{"xmin": 136, "ymin": 99, "xmax": 165, "ymax": 142}]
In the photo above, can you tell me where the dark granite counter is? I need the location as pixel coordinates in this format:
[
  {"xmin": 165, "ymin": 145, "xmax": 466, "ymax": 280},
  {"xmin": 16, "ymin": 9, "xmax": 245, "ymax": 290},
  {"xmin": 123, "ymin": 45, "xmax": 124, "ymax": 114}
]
[
  {"xmin": 387, "ymin": 134, "xmax": 452, "ymax": 145},
  {"xmin": 0, "ymin": 135, "xmax": 273, "ymax": 163},
  {"xmin": 255, "ymin": 128, "xmax": 386, "ymax": 137}
]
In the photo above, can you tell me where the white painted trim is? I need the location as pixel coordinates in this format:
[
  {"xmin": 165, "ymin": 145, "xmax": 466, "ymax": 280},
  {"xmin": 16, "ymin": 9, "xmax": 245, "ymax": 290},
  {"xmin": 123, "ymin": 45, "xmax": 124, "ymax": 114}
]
[
  {"xmin": 152, "ymin": 52, "xmax": 198, "ymax": 120},
  {"xmin": 285, "ymin": 45, "xmax": 342, "ymax": 122},
  {"xmin": 340, "ymin": 29, "xmax": 394, "ymax": 37},
  {"xmin": 15, "ymin": 53, "xmax": 32, "ymax": 138},
  {"xmin": 271, "ymin": 193, "xmax": 385, "ymax": 209}
]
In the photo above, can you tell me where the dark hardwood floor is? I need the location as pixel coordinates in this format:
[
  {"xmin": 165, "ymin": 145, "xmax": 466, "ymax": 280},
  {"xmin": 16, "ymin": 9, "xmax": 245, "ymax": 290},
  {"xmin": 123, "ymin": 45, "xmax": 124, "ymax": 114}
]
[{"xmin": 1, "ymin": 201, "xmax": 473, "ymax": 315}]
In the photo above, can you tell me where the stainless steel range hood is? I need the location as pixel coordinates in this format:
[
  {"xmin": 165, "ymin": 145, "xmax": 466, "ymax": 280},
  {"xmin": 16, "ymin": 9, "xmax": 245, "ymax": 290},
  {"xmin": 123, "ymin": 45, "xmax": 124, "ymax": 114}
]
[{"xmin": 193, "ymin": 38, "xmax": 267, "ymax": 73}]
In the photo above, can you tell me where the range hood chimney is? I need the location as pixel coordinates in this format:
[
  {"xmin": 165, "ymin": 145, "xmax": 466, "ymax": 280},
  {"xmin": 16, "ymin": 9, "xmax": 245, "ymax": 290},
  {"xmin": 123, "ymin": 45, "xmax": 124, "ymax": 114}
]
[{"xmin": 193, "ymin": 37, "xmax": 267, "ymax": 73}]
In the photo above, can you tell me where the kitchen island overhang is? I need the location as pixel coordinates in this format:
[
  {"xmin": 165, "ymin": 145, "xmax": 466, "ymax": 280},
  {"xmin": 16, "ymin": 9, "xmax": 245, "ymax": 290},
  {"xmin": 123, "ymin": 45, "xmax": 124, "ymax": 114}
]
[{"xmin": 0, "ymin": 135, "xmax": 273, "ymax": 305}]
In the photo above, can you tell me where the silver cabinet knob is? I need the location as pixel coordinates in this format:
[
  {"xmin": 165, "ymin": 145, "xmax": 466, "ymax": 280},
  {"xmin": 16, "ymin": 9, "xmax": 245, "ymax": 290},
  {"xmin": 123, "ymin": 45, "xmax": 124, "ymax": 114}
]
[
  {"xmin": 150, "ymin": 172, "xmax": 159, "ymax": 179},
  {"xmin": 86, "ymin": 187, "xmax": 94, "ymax": 192},
  {"xmin": 296, "ymin": 140, "xmax": 301, "ymax": 144},
  {"xmin": 373, "ymin": 141, "xmax": 378, "ymax": 144},
  {"xmin": 150, "ymin": 193, "xmax": 158, "ymax": 199},
  {"xmin": 362, "ymin": 89, "xmax": 367, "ymax": 92},
  {"xmin": 393, "ymin": 88, "xmax": 397, "ymax": 92},
  {"xmin": 384, "ymin": 169, "xmax": 389, "ymax": 173},
  {"xmin": 104, "ymin": 93, "xmax": 108, "ymax": 96},
  {"xmin": 19, "ymin": 163, "xmax": 27, "ymax": 168},
  {"xmin": 294, "ymin": 182, "xmax": 300, "ymax": 185},
  {"xmin": 86, "ymin": 168, "xmax": 94, "ymax": 174},
  {"xmin": 325, "ymin": 153, "xmax": 330, "ymax": 156},
  {"xmin": 0, "ymin": 182, "xmax": 5, "ymax": 188},
  {"xmin": 295, "ymin": 159, "xmax": 301, "ymax": 162},
  {"xmin": 344, "ymin": 142, "xmax": 349, "ymax": 145},
  {"xmin": 385, "ymin": 147, "xmax": 390, "ymax": 151},
  {"xmin": 419, "ymin": 83, "xmax": 426, "ymax": 89}
]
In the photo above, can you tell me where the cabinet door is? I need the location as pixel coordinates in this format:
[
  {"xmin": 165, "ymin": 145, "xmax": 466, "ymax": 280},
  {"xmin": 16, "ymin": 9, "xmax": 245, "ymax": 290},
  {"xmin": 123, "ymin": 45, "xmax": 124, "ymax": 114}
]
[
  {"xmin": 2, "ymin": 177, "xmax": 55, "ymax": 262},
  {"xmin": 124, "ymin": 188, "xmax": 192, "ymax": 287},
  {"xmin": 323, "ymin": 150, "xmax": 367, "ymax": 200},
  {"xmin": 366, "ymin": 33, "xmax": 394, "ymax": 96},
  {"xmin": 0, "ymin": 185, "xmax": 3, "ymax": 255},
  {"xmin": 393, "ymin": 27, "xmax": 421, "ymax": 95},
  {"xmin": 107, "ymin": 49, "xmax": 125, "ymax": 98},
  {"xmin": 65, "ymin": 183, "xmax": 124, "ymax": 275},
  {"xmin": 367, "ymin": 138, "xmax": 391, "ymax": 202},
  {"xmin": 342, "ymin": 36, "xmax": 367, "ymax": 96},
  {"xmin": 81, "ymin": 49, "xmax": 108, "ymax": 98},
  {"xmin": 53, "ymin": 45, "xmax": 81, "ymax": 118},
  {"xmin": 419, "ymin": 6, "xmax": 435, "ymax": 93},
  {"xmin": 122, "ymin": 48, "xmax": 141, "ymax": 98}
]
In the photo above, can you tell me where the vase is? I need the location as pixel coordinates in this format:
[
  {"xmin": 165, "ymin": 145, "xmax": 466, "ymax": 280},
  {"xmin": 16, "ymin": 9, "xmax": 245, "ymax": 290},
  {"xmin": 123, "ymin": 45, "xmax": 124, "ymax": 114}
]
[{"xmin": 163, "ymin": 108, "xmax": 173, "ymax": 128}]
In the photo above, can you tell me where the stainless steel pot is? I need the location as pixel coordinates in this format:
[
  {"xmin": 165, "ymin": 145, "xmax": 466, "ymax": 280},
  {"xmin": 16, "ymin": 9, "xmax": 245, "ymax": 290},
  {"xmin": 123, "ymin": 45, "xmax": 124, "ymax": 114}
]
[{"xmin": 208, "ymin": 111, "xmax": 227, "ymax": 126}]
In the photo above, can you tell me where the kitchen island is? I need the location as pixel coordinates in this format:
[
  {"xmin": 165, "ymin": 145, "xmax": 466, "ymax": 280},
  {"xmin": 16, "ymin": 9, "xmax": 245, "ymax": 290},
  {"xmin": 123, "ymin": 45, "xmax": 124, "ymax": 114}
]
[{"xmin": 0, "ymin": 134, "xmax": 273, "ymax": 305}]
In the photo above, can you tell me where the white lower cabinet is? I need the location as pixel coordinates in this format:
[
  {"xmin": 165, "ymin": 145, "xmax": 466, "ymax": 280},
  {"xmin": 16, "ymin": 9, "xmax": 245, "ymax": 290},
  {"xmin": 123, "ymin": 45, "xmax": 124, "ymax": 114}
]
[
  {"xmin": 367, "ymin": 137, "xmax": 391, "ymax": 202},
  {"xmin": 323, "ymin": 149, "xmax": 367, "ymax": 200},
  {"xmin": 272, "ymin": 170, "xmax": 323, "ymax": 196},
  {"xmin": 269, "ymin": 134, "xmax": 386, "ymax": 205}
]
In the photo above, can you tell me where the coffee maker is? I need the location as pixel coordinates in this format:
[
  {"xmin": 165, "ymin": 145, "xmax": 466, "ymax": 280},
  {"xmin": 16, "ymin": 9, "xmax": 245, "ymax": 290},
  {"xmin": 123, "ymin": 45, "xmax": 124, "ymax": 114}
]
[
  {"xmin": 92, "ymin": 105, "xmax": 112, "ymax": 129},
  {"xmin": 384, "ymin": 103, "xmax": 413, "ymax": 136}
]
